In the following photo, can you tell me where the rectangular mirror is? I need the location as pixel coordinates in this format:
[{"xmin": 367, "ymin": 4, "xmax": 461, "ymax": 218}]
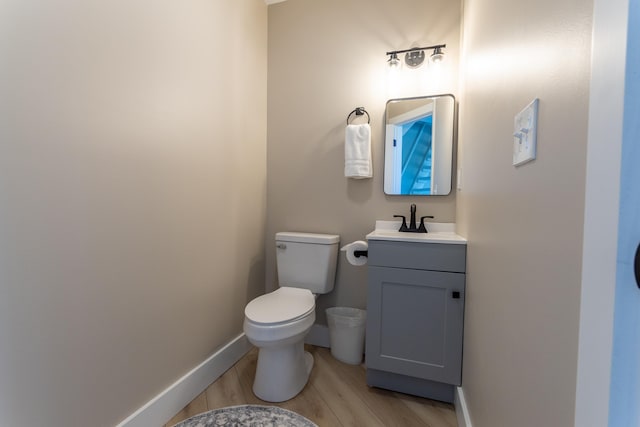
[{"xmin": 384, "ymin": 94, "xmax": 456, "ymax": 195}]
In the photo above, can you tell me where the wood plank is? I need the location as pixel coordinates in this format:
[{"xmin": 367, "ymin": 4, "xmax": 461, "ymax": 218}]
[
  {"xmin": 309, "ymin": 345, "xmax": 385, "ymax": 427},
  {"xmin": 164, "ymin": 391, "xmax": 208, "ymax": 427},
  {"xmin": 205, "ymin": 366, "xmax": 246, "ymax": 409},
  {"xmin": 164, "ymin": 345, "xmax": 458, "ymax": 427},
  {"xmin": 278, "ymin": 386, "xmax": 341, "ymax": 427},
  {"xmin": 392, "ymin": 392, "xmax": 457, "ymax": 427},
  {"xmin": 315, "ymin": 347, "xmax": 433, "ymax": 427}
]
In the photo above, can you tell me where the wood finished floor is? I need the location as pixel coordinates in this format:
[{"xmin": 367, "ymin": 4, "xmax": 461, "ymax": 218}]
[{"xmin": 165, "ymin": 345, "xmax": 457, "ymax": 427}]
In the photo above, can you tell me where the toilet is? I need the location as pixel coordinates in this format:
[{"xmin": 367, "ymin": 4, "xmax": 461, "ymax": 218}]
[{"xmin": 243, "ymin": 232, "xmax": 340, "ymax": 402}]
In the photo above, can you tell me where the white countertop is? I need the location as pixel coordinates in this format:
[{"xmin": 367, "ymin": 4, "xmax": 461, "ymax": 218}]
[{"xmin": 366, "ymin": 220, "xmax": 467, "ymax": 244}]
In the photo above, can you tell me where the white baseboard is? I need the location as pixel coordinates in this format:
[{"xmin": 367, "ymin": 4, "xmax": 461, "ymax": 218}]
[
  {"xmin": 454, "ymin": 386, "xmax": 473, "ymax": 427},
  {"xmin": 304, "ymin": 324, "xmax": 330, "ymax": 348},
  {"xmin": 116, "ymin": 333, "xmax": 253, "ymax": 427}
]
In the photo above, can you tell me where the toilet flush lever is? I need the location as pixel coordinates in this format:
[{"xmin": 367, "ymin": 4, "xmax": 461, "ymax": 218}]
[{"xmin": 276, "ymin": 243, "xmax": 287, "ymax": 249}]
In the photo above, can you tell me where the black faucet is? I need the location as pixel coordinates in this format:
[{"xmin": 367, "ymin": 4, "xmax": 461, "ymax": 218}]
[
  {"xmin": 409, "ymin": 204, "xmax": 417, "ymax": 230},
  {"xmin": 394, "ymin": 204, "xmax": 433, "ymax": 233}
]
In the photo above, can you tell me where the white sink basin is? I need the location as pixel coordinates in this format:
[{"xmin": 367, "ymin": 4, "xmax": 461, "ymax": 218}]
[{"xmin": 366, "ymin": 220, "xmax": 467, "ymax": 244}]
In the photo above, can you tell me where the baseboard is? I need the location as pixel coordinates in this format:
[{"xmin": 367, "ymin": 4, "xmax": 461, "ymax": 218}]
[
  {"xmin": 116, "ymin": 333, "xmax": 253, "ymax": 427},
  {"xmin": 454, "ymin": 386, "xmax": 473, "ymax": 427},
  {"xmin": 304, "ymin": 324, "xmax": 330, "ymax": 348}
]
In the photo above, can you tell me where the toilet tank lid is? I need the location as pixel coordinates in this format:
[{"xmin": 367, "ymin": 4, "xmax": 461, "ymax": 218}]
[{"xmin": 276, "ymin": 232, "xmax": 340, "ymax": 244}]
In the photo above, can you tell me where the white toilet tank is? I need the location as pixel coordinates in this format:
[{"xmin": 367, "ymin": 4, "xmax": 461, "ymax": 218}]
[{"xmin": 275, "ymin": 232, "xmax": 340, "ymax": 294}]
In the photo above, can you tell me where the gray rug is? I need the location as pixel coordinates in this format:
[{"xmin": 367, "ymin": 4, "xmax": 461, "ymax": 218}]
[{"xmin": 172, "ymin": 404, "xmax": 318, "ymax": 427}]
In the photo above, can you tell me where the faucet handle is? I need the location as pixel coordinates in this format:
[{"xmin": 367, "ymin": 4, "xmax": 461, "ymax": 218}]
[
  {"xmin": 418, "ymin": 215, "xmax": 434, "ymax": 233},
  {"xmin": 393, "ymin": 215, "xmax": 409, "ymax": 232}
]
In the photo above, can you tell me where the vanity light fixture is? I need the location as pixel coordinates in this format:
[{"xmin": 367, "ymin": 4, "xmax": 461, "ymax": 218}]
[
  {"xmin": 387, "ymin": 52, "xmax": 401, "ymax": 68},
  {"xmin": 430, "ymin": 46, "xmax": 445, "ymax": 63},
  {"xmin": 386, "ymin": 44, "xmax": 446, "ymax": 68}
]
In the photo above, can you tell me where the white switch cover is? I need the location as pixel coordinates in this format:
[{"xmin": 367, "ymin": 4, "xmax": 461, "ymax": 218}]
[{"xmin": 513, "ymin": 98, "xmax": 539, "ymax": 166}]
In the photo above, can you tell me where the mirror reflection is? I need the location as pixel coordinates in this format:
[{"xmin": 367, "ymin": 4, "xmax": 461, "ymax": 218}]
[{"xmin": 384, "ymin": 94, "xmax": 455, "ymax": 195}]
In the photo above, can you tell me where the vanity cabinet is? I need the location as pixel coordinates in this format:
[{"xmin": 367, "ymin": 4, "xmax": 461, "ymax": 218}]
[{"xmin": 365, "ymin": 239, "xmax": 466, "ymax": 403}]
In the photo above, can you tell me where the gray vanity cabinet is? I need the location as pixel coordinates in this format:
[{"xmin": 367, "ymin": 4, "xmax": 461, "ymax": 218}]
[{"xmin": 365, "ymin": 240, "xmax": 466, "ymax": 403}]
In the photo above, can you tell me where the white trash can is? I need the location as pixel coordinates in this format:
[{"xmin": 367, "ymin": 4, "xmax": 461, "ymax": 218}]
[{"xmin": 326, "ymin": 307, "xmax": 367, "ymax": 365}]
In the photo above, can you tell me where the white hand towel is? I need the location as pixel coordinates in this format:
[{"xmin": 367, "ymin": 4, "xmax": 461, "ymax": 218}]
[{"xmin": 345, "ymin": 123, "xmax": 372, "ymax": 179}]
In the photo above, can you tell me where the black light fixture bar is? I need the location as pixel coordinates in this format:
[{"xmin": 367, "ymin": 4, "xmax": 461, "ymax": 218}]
[{"xmin": 385, "ymin": 44, "xmax": 446, "ymax": 56}]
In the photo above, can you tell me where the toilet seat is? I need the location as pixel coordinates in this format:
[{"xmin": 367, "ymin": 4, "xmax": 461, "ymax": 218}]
[{"xmin": 245, "ymin": 287, "xmax": 315, "ymax": 325}]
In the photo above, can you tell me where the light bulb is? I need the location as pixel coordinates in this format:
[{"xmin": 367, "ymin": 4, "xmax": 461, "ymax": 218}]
[
  {"xmin": 430, "ymin": 47, "xmax": 445, "ymax": 64},
  {"xmin": 387, "ymin": 53, "xmax": 401, "ymax": 69}
]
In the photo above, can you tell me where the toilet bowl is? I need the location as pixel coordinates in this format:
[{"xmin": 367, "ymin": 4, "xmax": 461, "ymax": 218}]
[
  {"xmin": 242, "ymin": 231, "xmax": 340, "ymax": 402},
  {"xmin": 244, "ymin": 287, "xmax": 316, "ymax": 402}
]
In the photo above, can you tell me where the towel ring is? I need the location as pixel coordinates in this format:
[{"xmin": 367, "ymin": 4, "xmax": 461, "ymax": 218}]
[{"xmin": 347, "ymin": 107, "xmax": 370, "ymax": 125}]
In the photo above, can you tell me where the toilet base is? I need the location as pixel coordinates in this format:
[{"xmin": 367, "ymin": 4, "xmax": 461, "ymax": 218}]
[{"xmin": 252, "ymin": 341, "xmax": 314, "ymax": 402}]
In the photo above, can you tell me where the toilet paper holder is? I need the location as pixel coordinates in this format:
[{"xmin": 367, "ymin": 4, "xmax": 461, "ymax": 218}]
[{"xmin": 341, "ymin": 241, "xmax": 369, "ymax": 266}]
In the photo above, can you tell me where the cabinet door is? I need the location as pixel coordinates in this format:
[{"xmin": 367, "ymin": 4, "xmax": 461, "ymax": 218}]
[{"xmin": 366, "ymin": 266, "xmax": 465, "ymax": 385}]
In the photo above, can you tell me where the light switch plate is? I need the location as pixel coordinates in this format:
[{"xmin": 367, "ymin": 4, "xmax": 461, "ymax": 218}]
[{"xmin": 513, "ymin": 98, "xmax": 539, "ymax": 166}]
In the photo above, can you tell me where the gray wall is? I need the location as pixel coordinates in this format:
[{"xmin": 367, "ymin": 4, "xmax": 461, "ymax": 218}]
[
  {"xmin": 266, "ymin": 0, "xmax": 461, "ymax": 323},
  {"xmin": 456, "ymin": 0, "xmax": 593, "ymax": 424},
  {"xmin": 0, "ymin": 1, "xmax": 267, "ymax": 426}
]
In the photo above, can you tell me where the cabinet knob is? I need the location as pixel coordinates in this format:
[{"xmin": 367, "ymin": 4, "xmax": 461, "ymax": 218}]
[{"xmin": 452, "ymin": 291, "xmax": 461, "ymax": 299}]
